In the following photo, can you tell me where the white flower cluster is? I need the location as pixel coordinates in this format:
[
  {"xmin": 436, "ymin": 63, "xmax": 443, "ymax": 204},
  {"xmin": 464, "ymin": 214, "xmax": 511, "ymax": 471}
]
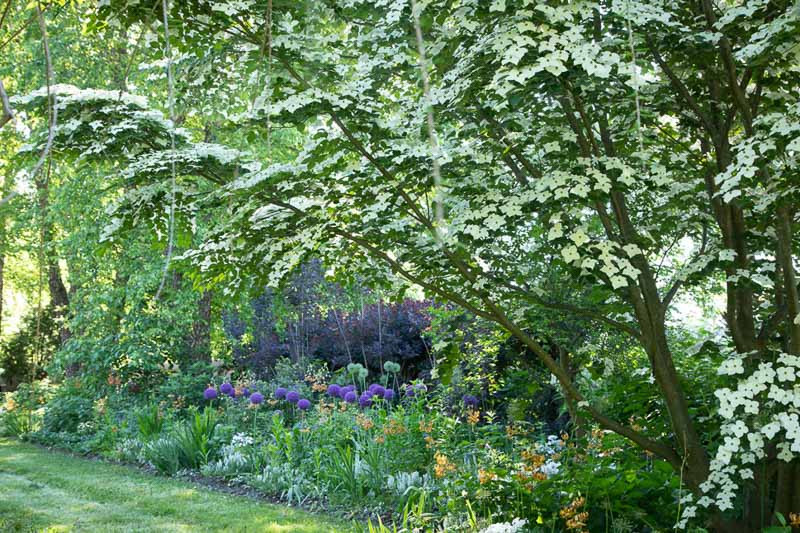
[
  {"xmin": 677, "ymin": 353, "xmax": 800, "ymax": 528},
  {"xmin": 201, "ymin": 432, "xmax": 255, "ymax": 477},
  {"xmin": 478, "ymin": 518, "xmax": 527, "ymax": 533}
]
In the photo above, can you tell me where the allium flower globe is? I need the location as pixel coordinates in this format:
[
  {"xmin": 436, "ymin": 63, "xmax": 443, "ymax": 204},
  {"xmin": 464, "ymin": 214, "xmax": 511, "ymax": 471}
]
[
  {"xmin": 297, "ymin": 399, "xmax": 311, "ymax": 410},
  {"xmin": 327, "ymin": 384, "xmax": 341, "ymax": 397},
  {"xmin": 463, "ymin": 394, "xmax": 479, "ymax": 408},
  {"xmin": 359, "ymin": 394, "xmax": 373, "ymax": 408},
  {"xmin": 274, "ymin": 387, "xmax": 288, "ymax": 400},
  {"xmin": 203, "ymin": 387, "xmax": 218, "ymax": 400},
  {"xmin": 249, "ymin": 392, "xmax": 264, "ymax": 405},
  {"xmin": 286, "ymin": 390, "xmax": 300, "ymax": 403},
  {"xmin": 220, "ymin": 382, "xmax": 234, "ymax": 395},
  {"xmin": 383, "ymin": 389, "xmax": 395, "ymax": 401},
  {"xmin": 344, "ymin": 391, "xmax": 357, "ymax": 403}
]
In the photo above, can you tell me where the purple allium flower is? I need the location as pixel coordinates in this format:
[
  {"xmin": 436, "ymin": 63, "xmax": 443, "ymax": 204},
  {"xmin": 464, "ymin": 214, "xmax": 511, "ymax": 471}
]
[
  {"xmin": 383, "ymin": 389, "xmax": 395, "ymax": 401},
  {"xmin": 286, "ymin": 390, "xmax": 300, "ymax": 403},
  {"xmin": 243, "ymin": 387, "xmax": 251, "ymax": 398},
  {"xmin": 297, "ymin": 399, "xmax": 311, "ymax": 410},
  {"xmin": 359, "ymin": 394, "xmax": 372, "ymax": 408},
  {"xmin": 327, "ymin": 384, "xmax": 341, "ymax": 397},
  {"xmin": 463, "ymin": 394, "xmax": 479, "ymax": 408},
  {"xmin": 368, "ymin": 383, "xmax": 381, "ymax": 393},
  {"xmin": 203, "ymin": 387, "xmax": 218, "ymax": 400},
  {"xmin": 371, "ymin": 385, "xmax": 386, "ymax": 397},
  {"xmin": 274, "ymin": 387, "xmax": 288, "ymax": 400},
  {"xmin": 220, "ymin": 382, "xmax": 234, "ymax": 395},
  {"xmin": 250, "ymin": 392, "xmax": 264, "ymax": 405},
  {"xmin": 344, "ymin": 391, "xmax": 358, "ymax": 403},
  {"xmin": 405, "ymin": 385, "xmax": 415, "ymax": 397}
]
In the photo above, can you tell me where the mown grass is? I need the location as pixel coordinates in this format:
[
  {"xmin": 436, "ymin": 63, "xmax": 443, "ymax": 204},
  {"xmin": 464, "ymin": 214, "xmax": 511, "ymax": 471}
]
[{"xmin": 0, "ymin": 438, "xmax": 351, "ymax": 532}]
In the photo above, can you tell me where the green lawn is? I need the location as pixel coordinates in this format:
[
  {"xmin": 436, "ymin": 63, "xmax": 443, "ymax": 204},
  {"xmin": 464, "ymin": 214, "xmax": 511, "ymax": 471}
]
[{"xmin": 0, "ymin": 438, "xmax": 351, "ymax": 532}]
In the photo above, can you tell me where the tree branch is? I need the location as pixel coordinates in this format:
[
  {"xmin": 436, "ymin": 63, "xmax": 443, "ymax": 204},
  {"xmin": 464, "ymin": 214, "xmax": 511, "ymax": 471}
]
[
  {"xmin": 0, "ymin": 78, "xmax": 13, "ymax": 130},
  {"xmin": 644, "ymin": 34, "xmax": 717, "ymax": 137}
]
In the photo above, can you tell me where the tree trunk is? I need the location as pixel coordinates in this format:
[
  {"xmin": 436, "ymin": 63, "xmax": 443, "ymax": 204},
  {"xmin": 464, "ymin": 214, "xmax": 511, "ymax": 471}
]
[
  {"xmin": 188, "ymin": 290, "xmax": 213, "ymax": 361},
  {"xmin": 48, "ymin": 261, "xmax": 70, "ymax": 343},
  {"xmin": 36, "ymin": 175, "xmax": 70, "ymax": 344},
  {"xmin": 0, "ymin": 252, "xmax": 4, "ymax": 339}
]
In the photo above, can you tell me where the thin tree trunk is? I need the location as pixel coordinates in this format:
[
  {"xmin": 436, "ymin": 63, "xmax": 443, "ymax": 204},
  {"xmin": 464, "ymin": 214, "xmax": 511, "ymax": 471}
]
[
  {"xmin": 36, "ymin": 177, "xmax": 70, "ymax": 344},
  {"xmin": 332, "ymin": 309, "xmax": 352, "ymax": 363},
  {"xmin": 188, "ymin": 290, "xmax": 213, "ymax": 360},
  {"xmin": 0, "ymin": 252, "xmax": 4, "ymax": 338}
]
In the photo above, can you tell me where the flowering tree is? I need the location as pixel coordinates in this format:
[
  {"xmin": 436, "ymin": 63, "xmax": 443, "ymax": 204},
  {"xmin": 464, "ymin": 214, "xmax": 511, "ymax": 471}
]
[{"xmin": 13, "ymin": 0, "xmax": 800, "ymax": 529}]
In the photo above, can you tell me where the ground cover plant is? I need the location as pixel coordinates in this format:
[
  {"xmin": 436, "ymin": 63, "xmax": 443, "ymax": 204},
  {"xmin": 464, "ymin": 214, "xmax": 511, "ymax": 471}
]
[{"xmin": 1, "ymin": 0, "xmax": 800, "ymax": 532}]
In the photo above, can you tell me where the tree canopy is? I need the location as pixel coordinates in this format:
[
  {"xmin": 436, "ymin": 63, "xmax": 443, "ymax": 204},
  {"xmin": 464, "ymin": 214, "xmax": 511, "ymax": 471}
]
[{"xmin": 2, "ymin": 0, "xmax": 800, "ymax": 530}]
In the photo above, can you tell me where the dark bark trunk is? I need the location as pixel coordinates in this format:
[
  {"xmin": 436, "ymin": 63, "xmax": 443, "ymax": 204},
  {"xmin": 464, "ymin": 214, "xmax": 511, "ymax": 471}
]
[
  {"xmin": 188, "ymin": 290, "xmax": 213, "ymax": 361},
  {"xmin": 36, "ymin": 175, "xmax": 70, "ymax": 344}
]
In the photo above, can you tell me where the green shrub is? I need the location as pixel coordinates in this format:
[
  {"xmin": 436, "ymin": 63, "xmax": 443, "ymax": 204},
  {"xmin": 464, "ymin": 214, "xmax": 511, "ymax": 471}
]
[
  {"xmin": 0, "ymin": 382, "xmax": 53, "ymax": 436},
  {"xmin": 0, "ymin": 308, "xmax": 59, "ymax": 389},
  {"xmin": 42, "ymin": 395, "xmax": 94, "ymax": 434},
  {"xmin": 157, "ymin": 361, "xmax": 217, "ymax": 408}
]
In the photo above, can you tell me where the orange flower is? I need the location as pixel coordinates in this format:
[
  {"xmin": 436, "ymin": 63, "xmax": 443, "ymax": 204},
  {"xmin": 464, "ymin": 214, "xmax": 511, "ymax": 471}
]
[
  {"xmin": 356, "ymin": 414, "xmax": 374, "ymax": 431},
  {"xmin": 790, "ymin": 513, "xmax": 800, "ymax": 527},
  {"xmin": 560, "ymin": 497, "xmax": 588, "ymax": 532},
  {"xmin": 374, "ymin": 435, "xmax": 386, "ymax": 444},
  {"xmin": 383, "ymin": 419, "xmax": 406, "ymax": 435},
  {"xmin": 478, "ymin": 469, "xmax": 497, "ymax": 484},
  {"xmin": 419, "ymin": 419, "xmax": 433, "ymax": 433},
  {"xmin": 467, "ymin": 409, "xmax": 480, "ymax": 425},
  {"xmin": 522, "ymin": 450, "xmax": 545, "ymax": 468},
  {"xmin": 434, "ymin": 452, "xmax": 456, "ymax": 478}
]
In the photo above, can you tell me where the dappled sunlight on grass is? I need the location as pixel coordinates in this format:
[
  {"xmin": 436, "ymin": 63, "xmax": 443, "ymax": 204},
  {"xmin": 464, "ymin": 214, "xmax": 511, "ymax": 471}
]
[{"xmin": 0, "ymin": 439, "xmax": 350, "ymax": 532}]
